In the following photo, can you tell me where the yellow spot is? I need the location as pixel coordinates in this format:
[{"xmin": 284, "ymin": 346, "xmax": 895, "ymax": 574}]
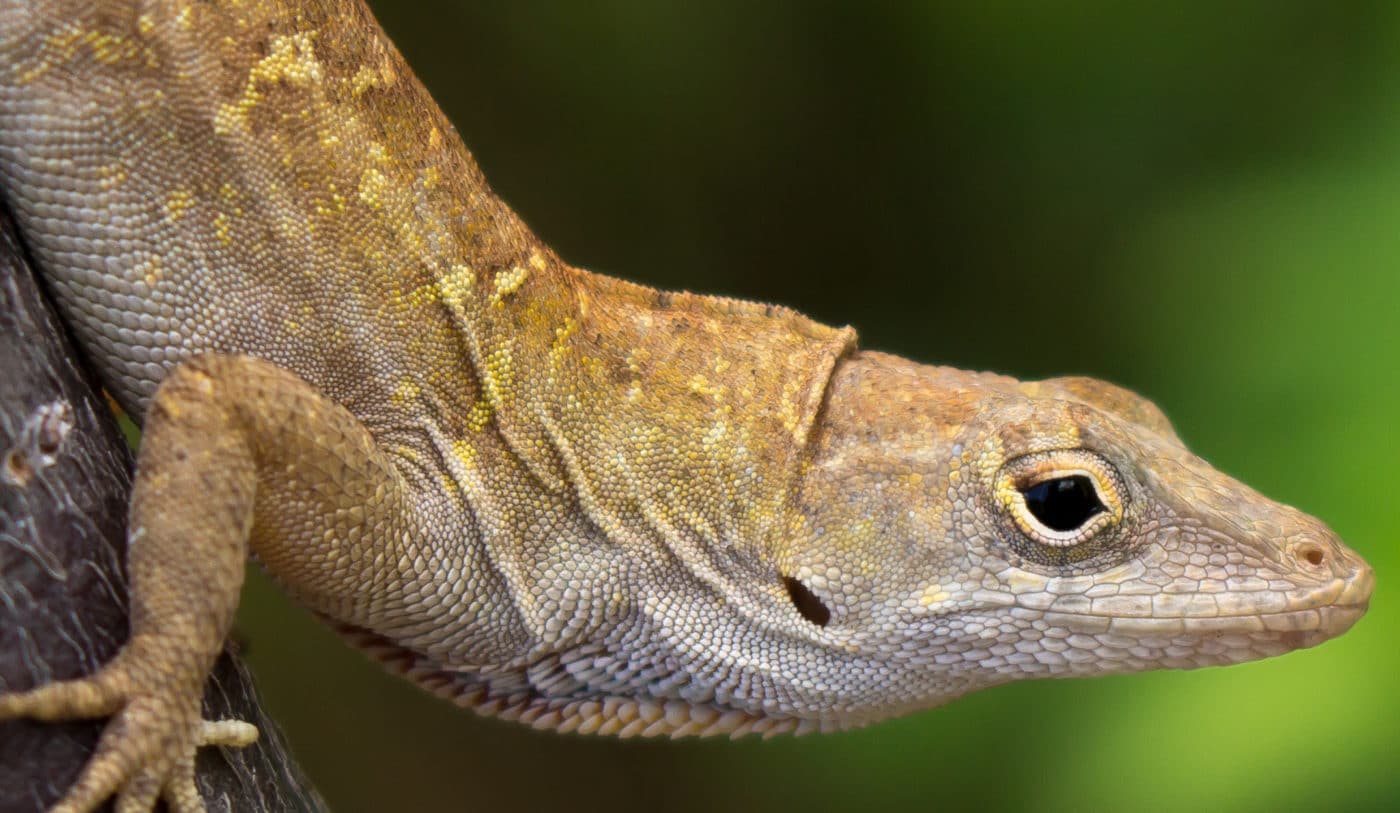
[
  {"xmin": 137, "ymin": 14, "xmax": 156, "ymax": 35},
  {"xmin": 581, "ymin": 355, "xmax": 606, "ymax": 380},
  {"xmin": 214, "ymin": 32, "xmax": 323, "ymax": 136},
  {"xmin": 96, "ymin": 163, "xmax": 127, "ymax": 191},
  {"xmin": 351, "ymin": 64, "xmax": 380, "ymax": 96},
  {"xmin": 391, "ymin": 380, "xmax": 420, "ymax": 406},
  {"xmin": 778, "ymin": 382, "xmax": 802, "ymax": 439},
  {"xmin": 314, "ymin": 183, "xmax": 348, "ymax": 217},
  {"xmin": 492, "ymin": 266, "xmax": 529, "ymax": 305},
  {"xmin": 394, "ymin": 445, "xmax": 426, "ymax": 470},
  {"xmin": 550, "ymin": 317, "xmax": 579, "ymax": 364},
  {"xmin": 87, "ymin": 29, "xmax": 158, "ymax": 66},
  {"xmin": 920, "ymin": 584, "xmax": 952, "ymax": 607},
  {"xmin": 164, "ymin": 190, "xmax": 194, "ymax": 222},
  {"xmin": 135, "ymin": 255, "xmax": 162, "ymax": 288},
  {"xmin": 176, "ymin": 5, "xmax": 194, "ymax": 28},
  {"xmin": 435, "ymin": 264, "xmax": 474, "ymax": 306},
  {"xmin": 212, "ymin": 212, "xmax": 231, "ymax": 245},
  {"xmin": 481, "ymin": 344, "xmax": 515, "ymax": 410},
  {"xmin": 19, "ymin": 24, "xmax": 154, "ymax": 83},
  {"xmin": 451, "ymin": 438, "xmax": 477, "ymax": 465},
  {"xmin": 358, "ymin": 167, "xmax": 388, "ymax": 208},
  {"xmin": 466, "ymin": 398, "xmax": 493, "ymax": 432},
  {"xmin": 688, "ymin": 375, "xmax": 725, "ymax": 401},
  {"xmin": 528, "ymin": 250, "xmax": 548, "ymax": 271}
]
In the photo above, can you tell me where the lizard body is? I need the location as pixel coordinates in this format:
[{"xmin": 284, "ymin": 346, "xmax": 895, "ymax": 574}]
[{"xmin": 0, "ymin": 1, "xmax": 1374, "ymax": 811}]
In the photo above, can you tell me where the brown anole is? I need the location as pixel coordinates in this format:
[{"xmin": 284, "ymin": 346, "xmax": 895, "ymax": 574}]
[{"xmin": 0, "ymin": 1, "xmax": 1373, "ymax": 811}]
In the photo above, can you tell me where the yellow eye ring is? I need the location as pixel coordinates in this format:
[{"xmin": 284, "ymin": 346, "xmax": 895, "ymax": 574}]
[{"xmin": 996, "ymin": 451, "xmax": 1125, "ymax": 548}]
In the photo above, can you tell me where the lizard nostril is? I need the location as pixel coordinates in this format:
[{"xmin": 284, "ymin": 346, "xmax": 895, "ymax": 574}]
[{"xmin": 1294, "ymin": 541, "xmax": 1326, "ymax": 569}]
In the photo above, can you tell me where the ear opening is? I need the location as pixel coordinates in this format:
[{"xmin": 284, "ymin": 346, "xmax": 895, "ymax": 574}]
[{"xmin": 782, "ymin": 575, "xmax": 831, "ymax": 627}]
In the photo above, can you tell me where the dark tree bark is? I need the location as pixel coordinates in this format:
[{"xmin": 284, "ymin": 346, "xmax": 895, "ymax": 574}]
[{"xmin": 0, "ymin": 204, "xmax": 328, "ymax": 813}]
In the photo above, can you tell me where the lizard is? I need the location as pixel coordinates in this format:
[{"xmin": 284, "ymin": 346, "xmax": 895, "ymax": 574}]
[{"xmin": 0, "ymin": 0, "xmax": 1375, "ymax": 811}]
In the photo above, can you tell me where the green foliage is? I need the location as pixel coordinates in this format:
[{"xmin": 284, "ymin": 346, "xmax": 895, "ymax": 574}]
[{"xmin": 236, "ymin": 2, "xmax": 1399, "ymax": 810}]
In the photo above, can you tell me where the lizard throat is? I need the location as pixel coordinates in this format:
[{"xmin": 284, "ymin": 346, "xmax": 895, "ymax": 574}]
[{"xmin": 332, "ymin": 623, "xmax": 854, "ymax": 738}]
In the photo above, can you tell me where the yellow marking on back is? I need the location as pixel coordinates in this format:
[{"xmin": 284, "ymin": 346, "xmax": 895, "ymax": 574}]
[
  {"xmin": 22, "ymin": 27, "xmax": 160, "ymax": 84},
  {"xmin": 483, "ymin": 344, "xmax": 516, "ymax": 410},
  {"xmin": 451, "ymin": 437, "xmax": 477, "ymax": 465},
  {"xmin": 550, "ymin": 317, "xmax": 579, "ymax": 366},
  {"xmin": 212, "ymin": 212, "xmax": 232, "ymax": 245},
  {"xmin": 492, "ymin": 266, "xmax": 529, "ymax": 305},
  {"xmin": 351, "ymin": 64, "xmax": 381, "ymax": 96},
  {"xmin": 466, "ymin": 398, "xmax": 494, "ymax": 432},
  {"xmin": 437, "ymin": 264, "xmax": 475, "ymax": 305},
  {"xmin": 358, "ymin": 167, "xmax": 387, "ymax": 208},
  {"xmin": 97, "ymin": 163, "xmax": 128, "ymax": 191},
  {"xmin": 390, "ymin": 380, "xmax": 420, "ymax": 407},
  {"xmin": 214, "ymin": 32, "xmax": 324, "ymax": 136},
  {"xmin": 314, "ymin": 184, "xmax": 348, "ymax": 217},
  {"xmin": 688, "ymin": 375, "xmax": 725, "ymax": 401},
  {"xmin": 164, "ymin": 190, "xmax": 194, "ymax": 222}
]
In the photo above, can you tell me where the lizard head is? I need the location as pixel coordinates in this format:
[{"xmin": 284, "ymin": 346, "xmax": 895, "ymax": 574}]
[{"xmin": 776, "ymin": 350, "xmax": 1374, "ymax": 724}]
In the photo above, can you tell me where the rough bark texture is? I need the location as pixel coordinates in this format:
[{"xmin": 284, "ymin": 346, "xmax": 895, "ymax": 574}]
[{"xmin": 0, "ymin": 204, "xmax": 327, "ymax": 813}]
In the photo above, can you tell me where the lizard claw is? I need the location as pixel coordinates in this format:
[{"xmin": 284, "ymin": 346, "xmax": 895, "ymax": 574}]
[{"xmin": 0, "ymin": 651, "xmax": 259, "ymax": 813}]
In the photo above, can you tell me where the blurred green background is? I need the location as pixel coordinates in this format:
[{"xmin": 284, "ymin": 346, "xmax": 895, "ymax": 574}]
[{"xmin": 235, "ymin": 2, "xmax": 1398, "ymax": 811}]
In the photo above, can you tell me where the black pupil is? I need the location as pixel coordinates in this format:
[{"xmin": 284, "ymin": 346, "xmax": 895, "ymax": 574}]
[{"xmin": 1020, "ymin": 476, "xmax": 1106, "ymax": 532}]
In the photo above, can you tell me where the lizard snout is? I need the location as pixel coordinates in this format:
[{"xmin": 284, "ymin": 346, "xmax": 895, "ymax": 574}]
[
  {"xmin": 1259, "ymin": 525, "xmax": 1374, "ymax": 648},
  {"xmin": 1285, "ymin": 532, "xmax": 1373, "ymax": 597}
]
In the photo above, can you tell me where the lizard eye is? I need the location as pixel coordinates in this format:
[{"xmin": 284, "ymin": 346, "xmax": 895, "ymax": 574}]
[
  {"xmin": 997, "ymin": 451, "xmax": 1124, "ymax": 548},
  {"xmin": 1021, "ymin": 476, "xmax": 1104, "ymax": 532}
]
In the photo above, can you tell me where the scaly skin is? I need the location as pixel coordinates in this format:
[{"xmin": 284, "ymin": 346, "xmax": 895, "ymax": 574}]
[{"xmin": 0, "ymin": 1, "xmax": 1374, "ymax": 811}]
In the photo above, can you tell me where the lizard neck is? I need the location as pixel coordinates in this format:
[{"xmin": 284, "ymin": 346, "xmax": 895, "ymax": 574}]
[{"xmin": 446, "ymin": 252, "xmax": 858, "ymax": 580}]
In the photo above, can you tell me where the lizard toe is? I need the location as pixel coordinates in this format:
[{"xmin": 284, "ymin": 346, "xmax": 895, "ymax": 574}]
[
  {"xmin": 26, "ymin": 669, "xmax": 253, "ymax": 813},
  {"xmin": 165, "ymin": 756, "xmax": 206, "ymax": 813},
  {"xmin": 113, "ymin": 770, "xmax": 161, "ymax": 813},
  {"xmin": 0, "ymin": 660, "xmax": 127, "ymax": 722},
  {"xmin": 198, "ymin": 717, "xmax": 260, "ymax": 747}
]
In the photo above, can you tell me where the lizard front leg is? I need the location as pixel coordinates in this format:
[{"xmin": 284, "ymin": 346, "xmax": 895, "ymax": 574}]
[{"xmin": 0, "ymin": 353, "xmax": 416, "ymax": 813}]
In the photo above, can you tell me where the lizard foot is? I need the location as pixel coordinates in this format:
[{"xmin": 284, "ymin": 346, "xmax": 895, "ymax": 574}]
[{"xmin": 0, "ymin": 650, "xmax": 259, "ymax": 813}]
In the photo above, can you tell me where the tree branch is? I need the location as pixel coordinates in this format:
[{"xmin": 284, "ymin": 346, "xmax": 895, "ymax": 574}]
[{"xmin": 0, "ymin": 204, "xmax": 328, "ymax": 813}]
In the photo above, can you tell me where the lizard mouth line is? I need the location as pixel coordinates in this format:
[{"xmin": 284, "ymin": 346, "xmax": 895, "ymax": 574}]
[
  {"xmin": 1029, "ymin": 602, "xmax": 1370, "ymax": 638},
  {"xmin": 1015, "ymin": 566, "xmax": 1374, "ymax": 633}
]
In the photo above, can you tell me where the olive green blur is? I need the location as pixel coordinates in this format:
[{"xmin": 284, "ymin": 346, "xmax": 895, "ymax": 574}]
[{"xmin": 233, "ymin": 2, "xmax": 1399, "ymax": 811}]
